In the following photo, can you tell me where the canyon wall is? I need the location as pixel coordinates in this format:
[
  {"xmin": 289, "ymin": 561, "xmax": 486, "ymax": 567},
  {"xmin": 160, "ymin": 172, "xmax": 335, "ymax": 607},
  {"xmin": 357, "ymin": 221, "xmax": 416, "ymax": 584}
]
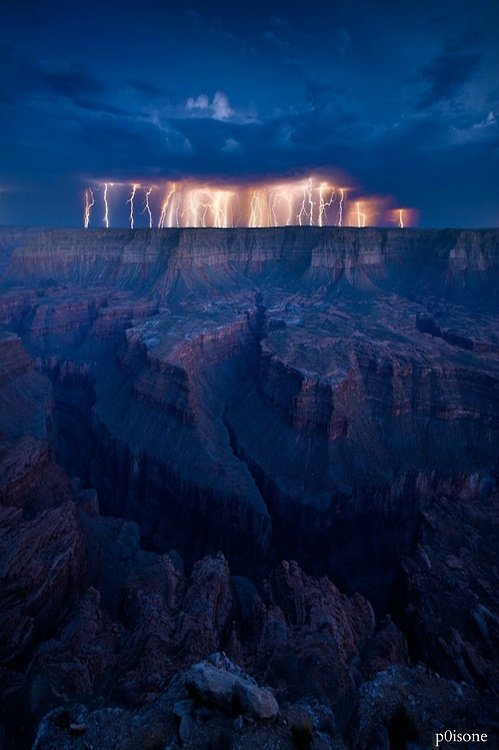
[
  {"xmin": 1, "ymin": 226, "xmax": 498, "ymax": 590},
  {"xmin": 3, "ymin": 226, "xmax": 498, "ymax": 301}
]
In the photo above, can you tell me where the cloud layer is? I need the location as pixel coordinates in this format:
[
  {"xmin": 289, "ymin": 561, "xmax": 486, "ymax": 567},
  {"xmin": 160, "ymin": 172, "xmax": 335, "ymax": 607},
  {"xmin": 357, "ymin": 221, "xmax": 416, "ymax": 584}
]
[{"xmin": 0, "ymin": 0, "xmax": 498, "ymax": 226}]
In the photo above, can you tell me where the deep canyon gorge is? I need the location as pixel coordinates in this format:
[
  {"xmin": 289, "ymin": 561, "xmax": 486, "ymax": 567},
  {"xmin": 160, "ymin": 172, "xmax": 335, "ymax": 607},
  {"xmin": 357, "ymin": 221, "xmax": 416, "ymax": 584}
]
[{"xmin": 0, "ymin": 226, "xmax": 498, "ymax": 749}]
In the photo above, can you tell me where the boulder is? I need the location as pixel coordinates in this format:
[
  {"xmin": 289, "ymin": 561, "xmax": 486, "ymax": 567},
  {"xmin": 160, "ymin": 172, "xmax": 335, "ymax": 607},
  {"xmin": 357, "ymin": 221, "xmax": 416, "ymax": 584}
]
[{"xmin": 186, "ymin": 653, "xmax": 279, "ymax": 720}]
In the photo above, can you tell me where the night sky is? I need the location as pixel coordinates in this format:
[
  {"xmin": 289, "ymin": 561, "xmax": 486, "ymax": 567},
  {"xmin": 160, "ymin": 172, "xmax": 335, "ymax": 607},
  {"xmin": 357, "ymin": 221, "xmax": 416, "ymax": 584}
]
[{"xmin": 0, "ymin": 0, "xmax": 498, "ymax": 227}]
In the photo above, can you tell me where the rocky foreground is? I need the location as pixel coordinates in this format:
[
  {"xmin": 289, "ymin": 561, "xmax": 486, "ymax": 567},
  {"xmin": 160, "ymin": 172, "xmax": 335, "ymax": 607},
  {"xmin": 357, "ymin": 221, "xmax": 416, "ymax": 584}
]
[{"xmin": 0, "ymin": 226, "xmax": 498, "ymax": 748}]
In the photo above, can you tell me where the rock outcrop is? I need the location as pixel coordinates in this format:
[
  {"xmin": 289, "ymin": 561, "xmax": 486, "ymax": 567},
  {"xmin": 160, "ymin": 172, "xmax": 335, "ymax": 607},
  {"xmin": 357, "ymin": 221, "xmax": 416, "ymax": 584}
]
[
  {"xmin": 0, "ymin": 436, "xmax": 71, "ymax": 514},
  {"xmin": 393, "ymin": 487, "xmax": 499, "ymax": 695},
  {"xmin": 185, "ymin": 653, "xmax": 279, "ymax": 719},
  {"xmin": 0, "ymin": 500, "xmax": 84, "ymax": 665}
]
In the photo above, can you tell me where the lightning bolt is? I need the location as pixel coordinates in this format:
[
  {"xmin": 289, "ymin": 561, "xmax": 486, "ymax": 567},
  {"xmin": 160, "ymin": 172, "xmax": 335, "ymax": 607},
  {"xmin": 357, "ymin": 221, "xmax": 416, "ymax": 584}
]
[
  {"xmin": 307, "ymin": 178, "xmax": 315, "ymax": 226},
  {"xmin": 356, "ymin": 201, "xmax": 366, "ymax": 228},
  {"xmin": 185, "ymin": 190, "xmax": 198, "ymax": 227},
  {"xmin": 127, "ymin": 183, "xmax": 139, "ymax": 229},
  {"xmin": 84, "ymin": 176, "xmax": 415, "ymax": 229},
  {"xmin": 268, "ymin": 187, "xmax": 296, "ymax": 227},
  {"xmin": 284, "ymin": 189, "xmax": 293, "ymax": 226},
  {"xmin": 103, "ymin": 182, "xmax": 112, "ymax": 228},
  {"xmin": 270, "ymin": 191, "xmax": 281, "ymax": 227},
  {"xmin": 212, "ymin": 189, "xmax": 234, "ymax": 227},
  {"xmin": 297, "ymin": 183, "xmax": 307, "ymax": 226},
  {"xmin": 249, "ymin": 190, "xmax": 265, "ymax": 228},
  {"xmin": 337, "ymin": 188, "xmax": 344, "ymax": 226},
  {"xmin": 318, "ymin": 182, "xmax": 335, "ymax": 227},
  {"xmin": 185, "ymin": 189, "xmax": 212, "ymax": 227},
  {"xmin": 142, "ymin": 186, "xmax": 155, "ymax": 229},
  {"xmin": 158, "ymin": 184, "xmax": 178, "ymax": 228},
  {"xmin": 84, "ymin": 187, "xmax": 94, "ymax": 229}
]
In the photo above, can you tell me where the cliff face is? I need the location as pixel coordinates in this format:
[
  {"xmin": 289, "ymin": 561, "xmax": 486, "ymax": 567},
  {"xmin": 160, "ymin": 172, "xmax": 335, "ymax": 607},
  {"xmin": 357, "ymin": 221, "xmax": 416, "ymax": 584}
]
[{"xmin": 3, "ymin": 227, "xmax": 499, "ymax": 303}]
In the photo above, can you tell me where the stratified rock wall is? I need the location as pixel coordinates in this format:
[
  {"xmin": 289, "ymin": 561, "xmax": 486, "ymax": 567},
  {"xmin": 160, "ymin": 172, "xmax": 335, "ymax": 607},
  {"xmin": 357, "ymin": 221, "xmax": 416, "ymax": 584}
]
[{"xmin": 3, "ymin": 227, "xmax": 499, "ymax": 304}]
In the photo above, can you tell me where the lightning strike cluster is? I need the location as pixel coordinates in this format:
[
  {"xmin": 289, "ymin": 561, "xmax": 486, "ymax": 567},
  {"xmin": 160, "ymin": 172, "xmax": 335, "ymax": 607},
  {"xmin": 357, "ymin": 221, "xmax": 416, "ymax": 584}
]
[{"xmin": 83, "ymin": 178, "xmax": 416, "ymax": 229}]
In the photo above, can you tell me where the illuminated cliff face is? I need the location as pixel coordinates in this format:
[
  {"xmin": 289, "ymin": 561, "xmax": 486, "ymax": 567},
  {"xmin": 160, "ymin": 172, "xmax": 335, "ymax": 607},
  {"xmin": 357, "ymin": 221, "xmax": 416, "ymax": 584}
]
[{"xmin": 84, "ymin": 176, "xmax": 418, "ymax": 229}]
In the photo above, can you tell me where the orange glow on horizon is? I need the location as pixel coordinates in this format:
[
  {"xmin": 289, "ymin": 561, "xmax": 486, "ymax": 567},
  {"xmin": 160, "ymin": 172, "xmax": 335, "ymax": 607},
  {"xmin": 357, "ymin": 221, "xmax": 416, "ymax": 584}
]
[
  {"xmin": 386, "ymin": 207, "xmax": 419, "ymax": 228},
  {"xmin": 83, "ymin": 176, "xmax": 418, "ymax": 229},
  {"xmin": 346, "ymin": 197, "xmax": 390, "ymax": 228}
]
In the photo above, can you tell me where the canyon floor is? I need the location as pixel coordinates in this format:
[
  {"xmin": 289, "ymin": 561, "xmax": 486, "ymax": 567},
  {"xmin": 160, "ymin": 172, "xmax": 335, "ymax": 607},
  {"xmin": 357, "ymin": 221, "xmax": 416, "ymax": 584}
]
[{"xmin": 0, "ymin": 226, "xmax": 498, "ymax": 749}]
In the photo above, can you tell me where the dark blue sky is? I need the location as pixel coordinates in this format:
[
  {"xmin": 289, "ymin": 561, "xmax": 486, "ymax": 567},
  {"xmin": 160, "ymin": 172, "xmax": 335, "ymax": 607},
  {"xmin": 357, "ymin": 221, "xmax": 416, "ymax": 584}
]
[{"xmin": 0, "ymin": 0, "xmax": 498, "ymax": 227}]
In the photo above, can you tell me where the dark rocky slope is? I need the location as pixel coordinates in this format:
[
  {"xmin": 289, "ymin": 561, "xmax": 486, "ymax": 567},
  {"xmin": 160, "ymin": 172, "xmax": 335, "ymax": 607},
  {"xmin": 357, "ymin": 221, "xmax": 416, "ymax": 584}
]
[{"xmin": 0, "ymin": 226, "xmax": 498, "ymax": 748}]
